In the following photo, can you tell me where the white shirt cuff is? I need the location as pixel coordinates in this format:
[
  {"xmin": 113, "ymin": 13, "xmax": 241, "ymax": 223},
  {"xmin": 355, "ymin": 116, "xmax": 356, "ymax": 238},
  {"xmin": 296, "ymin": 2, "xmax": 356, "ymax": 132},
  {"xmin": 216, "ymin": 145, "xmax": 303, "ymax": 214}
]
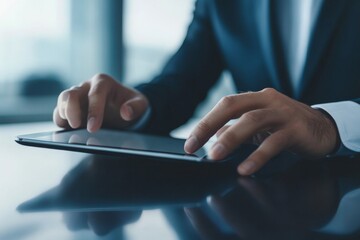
[{"xmin": 312, "ymin": 101, "xmax": 360, "ymax": 154}]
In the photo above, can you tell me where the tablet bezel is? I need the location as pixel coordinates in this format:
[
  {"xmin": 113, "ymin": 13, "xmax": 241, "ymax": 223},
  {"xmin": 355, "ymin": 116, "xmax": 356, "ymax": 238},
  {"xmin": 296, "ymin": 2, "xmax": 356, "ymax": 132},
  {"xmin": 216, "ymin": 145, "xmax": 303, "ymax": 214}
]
[{"xmin": 15, "ymin": 129, "xmax": 222, "ymax": 163}]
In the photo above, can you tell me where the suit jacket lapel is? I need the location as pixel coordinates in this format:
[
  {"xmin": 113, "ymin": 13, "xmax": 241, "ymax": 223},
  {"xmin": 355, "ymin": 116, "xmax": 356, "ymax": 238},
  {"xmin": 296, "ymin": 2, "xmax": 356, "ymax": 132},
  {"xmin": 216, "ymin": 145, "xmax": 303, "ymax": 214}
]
[{"xmin": 298, "ymin": 0, "xmax": 350, "ymax": 99}]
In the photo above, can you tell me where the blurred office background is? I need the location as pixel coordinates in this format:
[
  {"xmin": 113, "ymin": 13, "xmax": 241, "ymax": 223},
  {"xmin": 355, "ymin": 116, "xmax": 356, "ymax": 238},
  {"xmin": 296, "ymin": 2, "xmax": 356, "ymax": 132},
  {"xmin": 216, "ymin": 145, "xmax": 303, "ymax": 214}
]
[{"xmin": 0, "ymin": 0, "xmax": 234, "ymax": 125}]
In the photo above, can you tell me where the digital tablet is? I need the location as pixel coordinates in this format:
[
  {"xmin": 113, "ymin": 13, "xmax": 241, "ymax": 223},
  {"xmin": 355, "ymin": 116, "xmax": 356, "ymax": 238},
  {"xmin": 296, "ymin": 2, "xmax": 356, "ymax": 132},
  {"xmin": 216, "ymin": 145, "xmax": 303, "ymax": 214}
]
[{"xmin": 16, "ymin": 129, "xmax": 217, "ymax": 162}]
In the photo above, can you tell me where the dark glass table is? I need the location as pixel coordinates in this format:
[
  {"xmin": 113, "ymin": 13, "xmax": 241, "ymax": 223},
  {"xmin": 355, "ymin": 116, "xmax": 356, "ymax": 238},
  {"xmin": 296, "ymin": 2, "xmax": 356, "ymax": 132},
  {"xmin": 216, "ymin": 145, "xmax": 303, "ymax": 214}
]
[{"xmin": 2, "ymin": 122, "xmax": 360, "ymax": 240}]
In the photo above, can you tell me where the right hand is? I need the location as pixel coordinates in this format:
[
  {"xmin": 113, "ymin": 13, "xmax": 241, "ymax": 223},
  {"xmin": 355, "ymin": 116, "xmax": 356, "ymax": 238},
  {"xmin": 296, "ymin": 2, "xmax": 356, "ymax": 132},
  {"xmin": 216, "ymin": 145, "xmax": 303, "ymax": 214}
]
[{"xmin": 53, "ymin": 74, "xmax": 149, "ymax": 132}]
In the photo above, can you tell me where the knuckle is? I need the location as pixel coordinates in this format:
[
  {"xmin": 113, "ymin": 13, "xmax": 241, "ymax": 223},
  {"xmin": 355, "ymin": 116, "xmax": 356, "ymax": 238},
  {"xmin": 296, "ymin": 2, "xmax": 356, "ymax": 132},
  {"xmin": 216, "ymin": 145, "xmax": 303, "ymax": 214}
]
[
  {"xmin": 69, "ymin": 85, "xmax": 82, "ymax": 91},
  {"xmin": 58, "ymin": 89, "xmax": 75, "ymax": 106},
  {"xmin": 59, "ymin": 89, "xmax": 70, "ymax": 99},
  {"xmin": 91, "ymin": 73, "xmax": 115, "ymax": 87},
  {"xmin": 92, "ymin": 73, "xmax": 111, "ymax": 82},
  {"xmin": 89, "ymin": 84, "xmax": 108, "ymax": 97},
  {"xmin": 96, "ymin": 77, "xmax": 109, "ymax": 86},
  {"xmin": 290, "ymin": 121, "xmax": 304, "ymax": 135},
  {"xmin": 89, "ymin": 75, "xmax": 115, "ymax": 96},
  {"xmin": 62, "ymin": 84, "xmax": 89, "ymax": 100},
  {"xmin": 261, "ymin": 87, "xmax": 278, "ymax": 97},
  {"xmin": 261, "ymin": 87, "xmax": 276, "ymax": 94},
  {"xmin": 219, "ymin": 94, "xmax": 237, "ymax": 108}
]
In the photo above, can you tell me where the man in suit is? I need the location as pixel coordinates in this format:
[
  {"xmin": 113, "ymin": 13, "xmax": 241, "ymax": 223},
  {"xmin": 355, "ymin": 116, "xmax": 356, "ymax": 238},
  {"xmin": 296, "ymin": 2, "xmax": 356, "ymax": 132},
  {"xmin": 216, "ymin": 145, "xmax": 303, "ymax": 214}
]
[{"xmin": 54, "ymin": 0, "xmax": 360, "ymax": 175}]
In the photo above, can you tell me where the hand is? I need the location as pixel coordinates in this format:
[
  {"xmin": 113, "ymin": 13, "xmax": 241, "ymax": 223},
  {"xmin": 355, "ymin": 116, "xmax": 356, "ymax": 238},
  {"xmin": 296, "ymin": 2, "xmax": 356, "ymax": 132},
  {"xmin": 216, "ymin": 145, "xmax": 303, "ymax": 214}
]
[
  {"xmin": 53, "ymin": 74, "xmax": 149, "ymax": 132},
  {"xmin": 184, "ymin": 88, "xmax": 340, "ymax": 175}
]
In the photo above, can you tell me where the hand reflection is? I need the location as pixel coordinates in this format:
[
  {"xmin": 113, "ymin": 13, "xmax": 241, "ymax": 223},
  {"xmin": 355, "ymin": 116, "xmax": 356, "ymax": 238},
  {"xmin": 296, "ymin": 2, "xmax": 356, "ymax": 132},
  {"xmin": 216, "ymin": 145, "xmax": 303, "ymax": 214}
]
[
  {"xmin": 37, "ymin": 154, "xmax": 236, "ymax": 237},
  {"xmin": 63, "ymin": 211, "xmax": 141, "ymax": 236},
  {"xmin": 56, "ymin": 156, "xmax": 143, "ymax": 236},
  {"xmin": 185, "ymin": 169, "xmax": 339, "ymax": 240}
]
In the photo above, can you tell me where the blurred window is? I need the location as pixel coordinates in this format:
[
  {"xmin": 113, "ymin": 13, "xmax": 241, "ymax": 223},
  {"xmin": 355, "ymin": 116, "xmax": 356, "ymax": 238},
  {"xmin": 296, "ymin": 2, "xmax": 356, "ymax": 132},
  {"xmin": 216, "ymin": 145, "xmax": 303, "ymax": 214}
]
[
  {"xmin": 123, "ymin": 0, "xmax": 195, "ymax": 85},
  {"xmin": 0, "ymin": 0, "xmax": 70, "ymax": 96}
]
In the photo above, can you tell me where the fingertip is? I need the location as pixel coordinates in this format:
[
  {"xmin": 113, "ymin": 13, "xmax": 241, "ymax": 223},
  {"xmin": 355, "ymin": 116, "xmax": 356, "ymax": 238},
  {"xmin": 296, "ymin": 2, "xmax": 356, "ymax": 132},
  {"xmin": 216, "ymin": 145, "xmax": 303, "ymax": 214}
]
[
  {"xmin": 58, "ymin": 91, "xmax": 70, "ymax": 119},
  {"xmin": 237, "ymin": 167, "xmax": 249, "ymax": 176},
  {"xmin": 184, "ymin": 142, "xmax": 191, "ymax": 154},
  {"xmin": 58, "ymin": 101, "xmax": 67, "ymax": 119},
  {"xmin": 53, "ymin": 107, "xmax": 70, "ymax": 129},
  {"xmin": 184, "ymin": 136, "xmax": 199, "ymax": 153},
  {"xmin": 126, "ymin": 105, "xmax": 134, "ymax": 119},
  {"xmin": 121, "ymin": 96, "xmax": 148, "ymax": 122},
  {"xmin": 208, "ymin": 143, "xmax": 226, "ymax": 160},
  {"xmin": 65, "ymin": 113, "xmax": 81, "ymax": 129},
  {"xmin": 69, "ymin": 120, "xmax": 81, "ymax": 129},
  {"xmin": 120, "ymin": 104, "xmax": 134, "ymax": 121},
  {"xmin": 237, "ymin": 161, "xmax": 256, "ymax": 176},
  {"xmin": 87, "ymin": 117, "xmax": 98, "ymax": 133}
]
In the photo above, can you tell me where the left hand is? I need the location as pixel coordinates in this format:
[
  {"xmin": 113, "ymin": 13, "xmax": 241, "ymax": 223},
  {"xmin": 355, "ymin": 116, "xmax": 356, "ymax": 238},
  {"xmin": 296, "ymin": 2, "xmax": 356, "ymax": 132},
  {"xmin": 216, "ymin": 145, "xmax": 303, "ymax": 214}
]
[{"xmin": 184, "ymin": 88, "xmax": 340, "ymax": 175}]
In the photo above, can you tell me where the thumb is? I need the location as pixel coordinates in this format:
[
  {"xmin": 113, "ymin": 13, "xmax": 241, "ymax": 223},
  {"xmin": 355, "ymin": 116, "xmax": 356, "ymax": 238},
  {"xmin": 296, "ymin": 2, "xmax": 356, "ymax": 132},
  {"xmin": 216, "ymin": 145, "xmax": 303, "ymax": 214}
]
[{"xmin": 120, "ymin": 96, "xmax": 148, "ymax": 121}]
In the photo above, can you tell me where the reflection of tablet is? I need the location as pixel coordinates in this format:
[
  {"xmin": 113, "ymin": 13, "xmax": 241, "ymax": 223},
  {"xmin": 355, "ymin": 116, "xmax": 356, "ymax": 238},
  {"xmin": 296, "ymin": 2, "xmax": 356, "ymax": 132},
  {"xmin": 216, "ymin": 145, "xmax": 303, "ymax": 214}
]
[
  {"xmin": 17, "ymin": 169, "xmax": 236, "ymax": 212},
  {"xmin": 17, "ymin": 155, "xmax": 237, "ymax": 213},
  {"xmin": 16, "ymin": 129, "xmax": 217, "ymax": 162}
]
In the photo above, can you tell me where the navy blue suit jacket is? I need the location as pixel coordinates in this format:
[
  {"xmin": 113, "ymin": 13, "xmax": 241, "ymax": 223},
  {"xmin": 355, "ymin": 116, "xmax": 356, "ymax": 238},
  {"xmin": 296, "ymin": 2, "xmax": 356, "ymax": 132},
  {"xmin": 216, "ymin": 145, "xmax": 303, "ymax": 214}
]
[{"xmin": 137, "ymin": 0, "xmax": 360, "ymax": 134}]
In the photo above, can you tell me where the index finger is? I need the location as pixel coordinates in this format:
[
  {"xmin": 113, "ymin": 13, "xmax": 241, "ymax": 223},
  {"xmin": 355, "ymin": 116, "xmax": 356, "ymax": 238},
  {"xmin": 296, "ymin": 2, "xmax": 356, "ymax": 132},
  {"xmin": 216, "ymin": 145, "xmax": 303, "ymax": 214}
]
[
  {"xmin": 184, "ymin": 92, "xmax": 265, "ymax": 153},
  {"xmin": 86, "ymin": 76, "xmax": 115, "ymax": 132}
]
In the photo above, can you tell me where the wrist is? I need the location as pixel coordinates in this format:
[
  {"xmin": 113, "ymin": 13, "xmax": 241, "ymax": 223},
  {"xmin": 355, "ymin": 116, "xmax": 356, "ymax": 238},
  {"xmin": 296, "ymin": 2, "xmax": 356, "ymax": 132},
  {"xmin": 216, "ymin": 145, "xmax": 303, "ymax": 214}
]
[{"xmin": 316, "ymin": 108, "xmax": 341, "ymax": 155}]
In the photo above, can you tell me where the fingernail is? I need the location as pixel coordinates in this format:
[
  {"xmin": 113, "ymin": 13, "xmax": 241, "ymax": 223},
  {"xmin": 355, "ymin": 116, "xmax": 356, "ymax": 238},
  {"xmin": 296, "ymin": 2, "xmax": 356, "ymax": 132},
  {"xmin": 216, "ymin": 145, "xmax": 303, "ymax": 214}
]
[
  {"xmin": 87, "ymin": 117, "xmax": 96, "ymax": 132},
  {"xmin": 126, "ymin": 106, "xmax": 134, "ymax": 120},
  {"xmin": 184, "ymin": 136, "xmax": 199, "ymax": 153},
  {"xmin": 209, "ymin": 143, "xmax": 226, "ymax": 159},
  {"xmin": 238, "ymin": 161, "xmax": 256, "ymax": 175}
]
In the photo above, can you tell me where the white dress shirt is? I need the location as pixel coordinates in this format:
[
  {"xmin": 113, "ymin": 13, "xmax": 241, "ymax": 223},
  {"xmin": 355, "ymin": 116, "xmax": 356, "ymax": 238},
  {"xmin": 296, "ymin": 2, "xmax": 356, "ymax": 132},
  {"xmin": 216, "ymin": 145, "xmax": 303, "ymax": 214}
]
[{"xmin": 279, "ymin": 0, "xmax": 323, "ymax": 91}]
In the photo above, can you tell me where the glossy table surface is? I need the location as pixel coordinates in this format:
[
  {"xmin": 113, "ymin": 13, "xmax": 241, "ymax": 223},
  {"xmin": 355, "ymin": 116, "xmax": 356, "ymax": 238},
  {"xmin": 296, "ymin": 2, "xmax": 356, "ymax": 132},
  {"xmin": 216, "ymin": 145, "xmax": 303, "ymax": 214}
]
[{"xmin": 1, "ymin": 122, "xmax": 360, "ymax": 240}]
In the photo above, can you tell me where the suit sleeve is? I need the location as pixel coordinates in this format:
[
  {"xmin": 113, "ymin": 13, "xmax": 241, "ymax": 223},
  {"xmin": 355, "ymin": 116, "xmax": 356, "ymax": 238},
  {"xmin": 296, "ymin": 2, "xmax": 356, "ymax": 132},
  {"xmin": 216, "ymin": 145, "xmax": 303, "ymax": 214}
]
[
  {"xmin": 135, "ymin": 0, "xmax": 224, "ymax": 135},
  {"xmin": 312, "ymin": 99, "xmax": 360, "ymax": 155}
]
